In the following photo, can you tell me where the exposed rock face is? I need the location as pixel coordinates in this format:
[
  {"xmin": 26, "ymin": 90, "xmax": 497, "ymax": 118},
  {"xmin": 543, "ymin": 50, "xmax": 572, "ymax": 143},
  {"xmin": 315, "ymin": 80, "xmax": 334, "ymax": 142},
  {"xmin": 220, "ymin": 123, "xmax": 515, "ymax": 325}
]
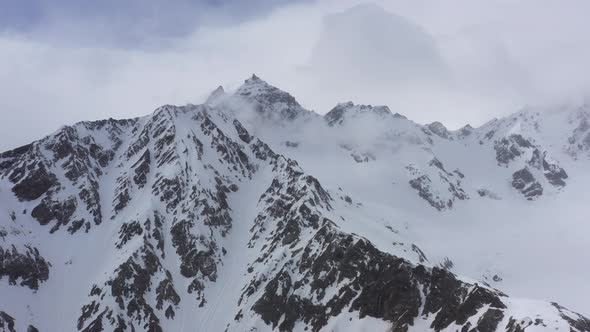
[
  {"xmin": 0, "ymin": 311, "xmax": 40, "ymax": 332},
  {"xmin": 324, "ymin": 102, "xmax": 392, "ymax": 126},
  {"xmin": 78, "ymin": 241, "xmax": 170, "ymax": 332},
  {"xmin": 0, "ymin": 245, "xmax": 49, "ymax": 290},
  {"xmin": 132, "ymin": 150, "xmax": 151, "ymax": 188},
  {"xmin": 552, "ymin": 303, "xmax": 590, "ymax": 331},
  {"xmin": 494, "ymin": 134, "xmax": 534, "ymax": 166},
  {"xmin": 490, "ymin": 130, "xmax": 569, "ymax": 197},
  {"xmin": 324, "ymin": 102, "xmax": 352, "ymax": 126},
  {"xmin": 0, "ymin": 311, "xmax": 16, "ymax": 332},
  {"xmin": 233, "ymin": 119, "xmax": 252, "ymax": 144},
  {"xmin": 542, "ymin": 158, "xmax": 568, "ymax": 186},
  {"xmin": 407, "ymin": 159, "xmax": 468, "ymax": 211},
  {"xmin": 68, "ymin": 105, "xmax": 318, "ymax": 331},
  {"xmin": 409, "ymin": 175, "xmax": 450, "ymax": 210},
  {"xmin": 526, "ymin": 148, "xmax": 568, "ymax": 187},
  {"xmin": 512, "ymin": 168, "xmax": 543, "ymax": 200},
  {"xmin": 1, "ymin": 118, "xmax": 132, "ymax": 234},
  {"xmin": 426, "ymin": 121, "xmax": 451, "ymax": 139},
  {"xmin": 566, "ymin": 107, "xmax": 590, "ymax": 158},
  {"xmin": 0, "ymin": 77, "xmax": 589, "ymax": 332},
  {"xmin": 10, "ymin": 163, "xmax": 57, "ymax": 202},
  {"xmin": 247, "ymin": 222, "xmax": 511, "ymax": 332},
  {"xmin": 205, "ymin": 85, "xmax": 226, "ymax": 105},
  {"xmin": 31, "ymin": 196, "xmax": 77, "ymax": 227},
  {"xmin": 235, "ymin": 74, "xmax": 308, "ymax": 122},
  {"xmin": 459, "ymin": 124, "xmax": 474, "ymax": 137}
]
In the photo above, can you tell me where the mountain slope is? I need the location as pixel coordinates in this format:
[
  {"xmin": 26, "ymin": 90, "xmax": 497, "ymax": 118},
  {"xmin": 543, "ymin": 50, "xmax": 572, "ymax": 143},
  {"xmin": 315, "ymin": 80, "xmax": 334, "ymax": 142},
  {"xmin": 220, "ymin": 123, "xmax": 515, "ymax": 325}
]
[
  {"xmin": 211, "ymin": 76, "xmax": 590, "ymax": 316},
  {"xmin": 0, "ymin": 76, "xmax": 589, "ymax": 332}
]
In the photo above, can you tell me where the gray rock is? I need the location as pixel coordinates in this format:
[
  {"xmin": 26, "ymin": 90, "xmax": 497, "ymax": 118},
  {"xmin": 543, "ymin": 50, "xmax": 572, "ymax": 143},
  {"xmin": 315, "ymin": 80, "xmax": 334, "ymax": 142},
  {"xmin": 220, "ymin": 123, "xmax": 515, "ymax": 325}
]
[{"xmin": 512, "ymin": 168, "xmax": 543, "ymax": 199}]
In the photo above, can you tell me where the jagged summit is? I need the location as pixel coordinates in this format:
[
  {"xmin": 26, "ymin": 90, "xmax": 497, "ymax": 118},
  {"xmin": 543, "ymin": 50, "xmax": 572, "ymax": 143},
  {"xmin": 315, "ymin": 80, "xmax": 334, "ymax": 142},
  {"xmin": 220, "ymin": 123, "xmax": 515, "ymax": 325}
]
[
  {"xmin": 324, "ymin": 101, "xmax": 393, "ymax": 126},
  {"xmin": 205, "ymin": 85, "xmax": 226, "ymax": 104},
  {"xmin": 426, "ymin": 121, "xmax": 450, "ymax": 139},
  {"xmin": 247, "ymin": 73, "xmax": 262, "ymax": 82},
  {"xmin": 234, "ymin": 74, "xmax": 308, "ymax": 121}
]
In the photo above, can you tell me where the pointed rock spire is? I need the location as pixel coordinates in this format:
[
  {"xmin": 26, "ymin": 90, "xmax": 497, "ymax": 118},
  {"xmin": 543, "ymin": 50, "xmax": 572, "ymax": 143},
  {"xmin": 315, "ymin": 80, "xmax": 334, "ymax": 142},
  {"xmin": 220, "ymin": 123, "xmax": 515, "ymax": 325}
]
[
  {"xmin": 235, "ymin": 74, "xmax": 307, "ymax": 121},
  {"xmin": 205, "ymin": 85, "xmax": 226, "ymax": 105}
]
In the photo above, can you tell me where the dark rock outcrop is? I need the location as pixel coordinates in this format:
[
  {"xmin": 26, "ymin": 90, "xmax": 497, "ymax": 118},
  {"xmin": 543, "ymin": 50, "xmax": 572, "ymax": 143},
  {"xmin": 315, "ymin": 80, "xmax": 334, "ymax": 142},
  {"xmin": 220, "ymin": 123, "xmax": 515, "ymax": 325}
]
[
  {"xmin": 236, "ymin": 75, "xmax": 307, "ymax": 121},
  {"xmin": 0, "ymin": 245, "xmax": 49, "ymax": 290},
  {"xmin": 407, "ymin": 159, "xmax": 468, "ymax": 211},
  {"xmin": 324, "ymin": 102, "xmax": 392, "ymax": 126},
  {"xmin": 512, "ymin": 168, "xmax": 543, "ymax": 200},
  {"xmin": 0, "ymin": 311, "xmax": 16, "ymax": 332},
  {"xmin": 11, "ymin": 164, "xmax": 57, "ymax": 201},
  {"xmin": 247, "ymin": 221, "xmax": 510, "ymax": 332},
  {"xmin": 494, "ymin": 134, "xmax": 534, "ymax": 166}
]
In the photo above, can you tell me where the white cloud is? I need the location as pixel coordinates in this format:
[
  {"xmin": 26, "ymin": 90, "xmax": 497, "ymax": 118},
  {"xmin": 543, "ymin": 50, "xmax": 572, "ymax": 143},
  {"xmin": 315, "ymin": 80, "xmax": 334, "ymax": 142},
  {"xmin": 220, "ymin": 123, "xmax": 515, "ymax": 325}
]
[{"xmin": 2, "ymin": 0, "xmax": 590, "ymax": 151}]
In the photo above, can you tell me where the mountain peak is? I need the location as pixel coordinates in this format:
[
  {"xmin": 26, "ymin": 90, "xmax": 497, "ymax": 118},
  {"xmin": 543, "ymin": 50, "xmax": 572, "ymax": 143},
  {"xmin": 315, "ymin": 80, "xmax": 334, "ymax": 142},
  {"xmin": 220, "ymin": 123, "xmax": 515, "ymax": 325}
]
[
  {"xmin": 324, "ymin": 101, "xmax": 392, "ymax": 126},
  {"xmin": 241, "ymin": 73, "xmax": 266, "ymax": 88},
  {"xmin": 239, "ymin": 74, "xmax": 270, "ymax": 90},
  {"xmin": 205, "ymin": 85, "xmax": 226, "ymax": 105},
  {"xmin": 458, "ymin": 124, "xmax": 474, "ymax": 137},
  {"xmin": 426, "ymin": 121, "xmax": 450, "ymax": 139},
  {"xmin": 235, "ymin": 75, "xmax": 306, "ymax": 121}
]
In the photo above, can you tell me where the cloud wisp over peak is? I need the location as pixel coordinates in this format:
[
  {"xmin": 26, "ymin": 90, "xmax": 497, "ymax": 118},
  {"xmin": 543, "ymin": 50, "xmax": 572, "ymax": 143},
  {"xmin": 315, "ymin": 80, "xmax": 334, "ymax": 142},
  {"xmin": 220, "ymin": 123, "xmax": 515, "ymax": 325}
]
[{"xmin": 2, "ymin": 0, "xmax": 590, "ymax": 151}]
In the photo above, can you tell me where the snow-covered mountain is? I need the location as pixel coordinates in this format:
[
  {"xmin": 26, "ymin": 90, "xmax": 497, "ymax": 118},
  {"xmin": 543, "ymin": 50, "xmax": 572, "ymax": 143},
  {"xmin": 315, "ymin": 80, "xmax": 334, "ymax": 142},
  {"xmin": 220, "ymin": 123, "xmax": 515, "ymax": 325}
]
[{"xmin": 1, "ymin": 75, "xmax": 589, "ymax": 332}]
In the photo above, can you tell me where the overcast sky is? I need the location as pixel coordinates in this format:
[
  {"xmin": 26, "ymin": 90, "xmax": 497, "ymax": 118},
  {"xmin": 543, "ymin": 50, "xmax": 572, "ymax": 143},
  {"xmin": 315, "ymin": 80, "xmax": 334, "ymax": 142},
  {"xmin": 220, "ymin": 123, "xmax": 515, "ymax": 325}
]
[{"xmin": 2, "ymin": 0, "xmax": 590, "ymax": 151}]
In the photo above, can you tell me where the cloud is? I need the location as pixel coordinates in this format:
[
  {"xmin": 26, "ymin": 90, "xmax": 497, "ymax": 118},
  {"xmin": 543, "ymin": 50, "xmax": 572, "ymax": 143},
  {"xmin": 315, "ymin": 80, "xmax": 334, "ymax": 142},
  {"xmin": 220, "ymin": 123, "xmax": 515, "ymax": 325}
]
[
  {"xmin": 0, "ymin": 0, "xmax": 312, "ymax": 48},
  {"xmin": 2, "ymin": 0, "xmax": 590, "ymax": 151},
  {"xmin": 0, "ymin": 2, "xmax": 322, "ymax": 151},
  {"xmin": 308, "ymin": 3, "xmax": 446, "ymax": 83},
  {"xmin": 296, "ymin": 0, "xmax": 590, "ymax": 128}
]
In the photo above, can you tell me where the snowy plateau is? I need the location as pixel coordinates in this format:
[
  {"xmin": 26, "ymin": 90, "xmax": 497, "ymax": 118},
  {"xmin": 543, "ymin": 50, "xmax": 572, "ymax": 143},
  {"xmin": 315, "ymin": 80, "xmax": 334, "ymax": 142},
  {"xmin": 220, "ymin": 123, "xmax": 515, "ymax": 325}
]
[{"xmin": 1, "ymin": 75, "xmax": 589, "ymax": 332}]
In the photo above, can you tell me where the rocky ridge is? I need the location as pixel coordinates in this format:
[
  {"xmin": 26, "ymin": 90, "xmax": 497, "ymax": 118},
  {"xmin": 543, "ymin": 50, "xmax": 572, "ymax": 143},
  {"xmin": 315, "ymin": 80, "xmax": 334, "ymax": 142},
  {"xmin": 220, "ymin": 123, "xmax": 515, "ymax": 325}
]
[{"xmin": 0, "ymin": 76, "xmax": 589, "ymax": 331}]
